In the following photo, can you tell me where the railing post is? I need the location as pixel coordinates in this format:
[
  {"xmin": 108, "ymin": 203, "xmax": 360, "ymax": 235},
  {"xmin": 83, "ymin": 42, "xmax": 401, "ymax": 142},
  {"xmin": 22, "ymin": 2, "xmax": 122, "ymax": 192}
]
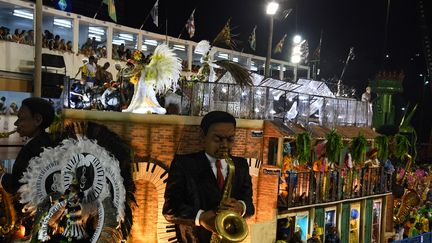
[
  {"xmin": 106, "ymin": 26, "xmax": 113, "ymax": 61},
  {"xmin": 187, "ymin": 43, "xmax": 193, "ymax": 72},
  {"xmin": 72, "ymin": 18, "xmax": 80, "ymax": 54}
]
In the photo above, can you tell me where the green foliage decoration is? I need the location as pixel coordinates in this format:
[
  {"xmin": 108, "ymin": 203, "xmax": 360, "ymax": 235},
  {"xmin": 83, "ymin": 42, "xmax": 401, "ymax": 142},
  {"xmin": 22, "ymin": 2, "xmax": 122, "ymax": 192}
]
[
  {"xmin": 296, "ymin": 132, "xmax": 311, "ymax": 164},
  {"xmin": 350, "ymin": 133, "xmax": 368, "ymax": 164},
  {"xmin": 375, "ymin": 135, "xmax": 389, "ymax": 162},
  {"xmin": 325, "ymin": 130, "xmax": 343, "ymax": 163},
  {"xmin": 395, "ymin": 134, "xmax": 410, "ymax": 159}
]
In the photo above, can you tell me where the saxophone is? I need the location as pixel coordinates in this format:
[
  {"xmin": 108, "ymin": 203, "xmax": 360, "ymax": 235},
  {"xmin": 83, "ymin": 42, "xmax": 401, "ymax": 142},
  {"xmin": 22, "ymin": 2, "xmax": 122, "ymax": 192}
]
[
  {"xmin": 0, "ymin": 130, "xmax": 16, "ymax": 138},
  {"xmin": 211, "ymin": 154, "xmax": 248, "ymax": 243},
  {"xmin": 394, "ymin": 189, "xmax": 420, "ymax": 224},
  {"xmin": 0, "ymin": 166, "xmax": 19, "ymax": 237},
  {"xmin": 394, "ymin": 154, "xmax": 420, "ymax": 224}
]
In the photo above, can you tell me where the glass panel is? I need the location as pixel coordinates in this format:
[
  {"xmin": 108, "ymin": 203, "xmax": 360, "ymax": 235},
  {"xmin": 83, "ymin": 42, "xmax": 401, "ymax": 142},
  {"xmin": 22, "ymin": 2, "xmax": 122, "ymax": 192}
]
[
  {"xmin": 231, "ymin": 55, "xmax": 248, "ymax": 68},
  {"xmin": 251, "ymin": 59, "xmax": 265, "ymax": 75},
  {"xmin": 214, "ymin": 50, "xmax": 229, "ymax": 61},
  {"xmin": 112, "ymin": 29, "xmax": 137, "ymax": 60},
  {"xmin": 252, "ymin": 86, "xmax": 267, "ymax": 119},
  {"xmin": 297, "ymin": 94, "xmax": 310, "ymax": 125},
  {"xmin": 0, "ymin": 5, "xmax": 33, "ymax": 44},
  {"xmin": 283, "ymin": 66, "xmax": 295, "ymax": 81},
  {"xmin": 43, "ymin": 14, "xmax": 74, "ymax": 52},
  {"xmin": 78, "ymin": 22, "xmax": 107, "ymax": 58},
  {"xmin": 337, "ymin": 99, "xmax": 348, "ymax": 125},
  {"xmin": 141, "ymin": 36, "xmax": 161, "ymax": 59},
  {"xmin": 296, "ymin": 213, "xmax": 309, "ymax": 242},
  {"xmin": 270, "ymin": 63, "xmax": 280, "ymax": 79},
  {"xmin": 298, "ymin": 68, "xmax": 309, "ymax": 79},
  {"xmin": 325, "ymin": 209, "xmax": 337, "ymax": 236},
  {"xmin": 167, "ymin": 42, "xmax": 188, "ymax": 71},
  {"xmin": 372, "ymin": 201, "xmax": 382, "ymax": 243}
]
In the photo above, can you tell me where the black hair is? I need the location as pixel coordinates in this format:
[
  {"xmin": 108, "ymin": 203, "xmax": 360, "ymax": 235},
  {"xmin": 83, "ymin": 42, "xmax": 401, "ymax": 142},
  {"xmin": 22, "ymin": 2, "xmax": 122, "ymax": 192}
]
[
  {"xmin": 1, "ymin": 96, "xmax": 5, "ymax": 101},
  {"xmin": 21, "ymin": 97, "xmax": 55, "ymax": 130},
  {"xmin": 89, "ymin": 56, "xmax": 96, "ymax": 61},
  {"xmin": 200, "ymin": 111, "xmax": 236, "ymax": 135}
]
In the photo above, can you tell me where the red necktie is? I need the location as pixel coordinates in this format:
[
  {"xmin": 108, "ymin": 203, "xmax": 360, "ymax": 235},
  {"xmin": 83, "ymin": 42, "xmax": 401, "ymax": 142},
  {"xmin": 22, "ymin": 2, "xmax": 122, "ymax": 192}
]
[{"xmin": 215, "ymin": 159, "xmax": 224, "ymax": 190}]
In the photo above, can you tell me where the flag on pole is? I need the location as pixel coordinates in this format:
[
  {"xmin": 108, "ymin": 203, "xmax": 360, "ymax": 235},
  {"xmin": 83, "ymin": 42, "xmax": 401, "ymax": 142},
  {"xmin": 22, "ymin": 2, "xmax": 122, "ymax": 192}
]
[
  {"xmin": 150, "ymin": 0, "xmax": 159, "ymax": 27},
  {"xmin": 186, "ymin": 9, "xmax": 196, "ymax": 38},
  {"xmin": 274, "ymin": 34, "xmax": 287, "ymax": 53},
  {"xmin": 312, "ymin": 30, "xmax": 323, "ymax": 61},
  {"xmin": 248, "ymin": 25, "xmax": 257, "ymax": 51},
  {"xmin": 55, "ymin": 0, "xmax": 72, "ymax": 12},
  {"xmin": 214, "ymin": 19, "xmax": 234, "ymax": 47},
  {"xmin": 103, "ymin": 0, "xmax": 117, "ymax": 22}
]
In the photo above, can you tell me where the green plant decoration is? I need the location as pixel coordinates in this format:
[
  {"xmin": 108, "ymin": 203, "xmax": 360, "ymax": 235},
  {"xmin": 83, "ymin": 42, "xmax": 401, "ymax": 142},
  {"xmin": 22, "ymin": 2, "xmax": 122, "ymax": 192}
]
[
  {"xmin": 296, "ymin": 132, "xmax": 311, "ymax": 165},
  {"xmin": 325, "ymin": 130, "xmax": 343, "ymax": 163},
  {"xmin": 350, "ymin": 133, "xmax": 367, "ymax": 164},
  {"xmin": 375, "ymin": 135, "xmax": 389, "ymax": 162},
  {"xmin": 395, "ymin": 134, "xmax": 410, "ymax": 159}
]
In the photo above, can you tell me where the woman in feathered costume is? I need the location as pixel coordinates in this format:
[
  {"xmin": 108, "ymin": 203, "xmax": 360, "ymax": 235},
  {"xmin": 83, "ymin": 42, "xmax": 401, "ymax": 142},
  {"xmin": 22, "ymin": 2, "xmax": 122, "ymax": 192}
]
[{"xmin": 122, "ymin": 44, "xmax": 182, "ymax": 114}]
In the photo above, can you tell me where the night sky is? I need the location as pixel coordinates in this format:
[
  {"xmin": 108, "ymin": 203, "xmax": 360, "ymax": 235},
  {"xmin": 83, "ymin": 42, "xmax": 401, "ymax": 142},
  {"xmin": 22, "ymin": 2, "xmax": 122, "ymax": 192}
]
[{"xmin": 42, "ymin": 0, "xmax": 432, "ymax": 143}]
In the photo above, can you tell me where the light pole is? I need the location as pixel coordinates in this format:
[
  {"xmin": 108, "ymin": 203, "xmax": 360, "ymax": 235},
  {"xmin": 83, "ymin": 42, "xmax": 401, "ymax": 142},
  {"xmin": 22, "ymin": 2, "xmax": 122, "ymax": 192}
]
[
  {"xmin": 265, "ymin": 1, "xmax": 279, "ymax": 77},
  {"xmin": 291, "ymin": 35, "xmax": 302, "ymax": 82}
]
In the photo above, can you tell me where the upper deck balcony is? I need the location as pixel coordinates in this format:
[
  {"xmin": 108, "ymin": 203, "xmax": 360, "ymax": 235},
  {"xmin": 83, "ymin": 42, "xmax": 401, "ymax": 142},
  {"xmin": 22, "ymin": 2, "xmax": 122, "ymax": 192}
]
[{"xmin": 0, "ymin": 0, "xmax": 371, "ymax": 129}]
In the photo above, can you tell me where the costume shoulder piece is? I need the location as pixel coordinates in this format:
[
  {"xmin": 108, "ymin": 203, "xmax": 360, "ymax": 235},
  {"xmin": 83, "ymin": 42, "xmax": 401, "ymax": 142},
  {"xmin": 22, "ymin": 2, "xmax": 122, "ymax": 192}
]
[{"xmin": 18, "ymin": 121, "xmax": 135, "ymax": 242}]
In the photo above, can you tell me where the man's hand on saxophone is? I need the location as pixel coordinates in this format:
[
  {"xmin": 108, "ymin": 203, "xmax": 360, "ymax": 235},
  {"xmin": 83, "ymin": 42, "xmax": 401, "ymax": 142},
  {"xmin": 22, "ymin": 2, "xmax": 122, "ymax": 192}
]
[
  {"xmin": 219, "ymin": 198, "xmax": 245, "ymax": 216},
  {"xmin": 199, "ymin": 210, "xmax": 217, "ymax": 233}
]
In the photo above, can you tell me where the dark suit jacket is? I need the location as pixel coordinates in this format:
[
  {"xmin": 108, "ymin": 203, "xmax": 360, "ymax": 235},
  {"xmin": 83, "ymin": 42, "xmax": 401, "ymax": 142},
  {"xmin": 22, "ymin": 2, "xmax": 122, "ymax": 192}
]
[
  {"xmin": 163, "ymin": 151, "xmax": 254, "ymax": 243},
  {"xmin": 1, "ymin": 132, "xmax": 52, "ymax": 194}
]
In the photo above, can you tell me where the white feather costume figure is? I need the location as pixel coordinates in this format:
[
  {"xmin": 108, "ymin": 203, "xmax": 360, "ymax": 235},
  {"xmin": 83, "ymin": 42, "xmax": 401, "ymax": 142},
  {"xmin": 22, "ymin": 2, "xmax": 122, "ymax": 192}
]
[
  {"xmin": 195, "ymin": 40, "xmax": 218, "ymax": 82},
  {"xmin": 123, "ymin": 44, "xmax": 182, "ymax": 114}
]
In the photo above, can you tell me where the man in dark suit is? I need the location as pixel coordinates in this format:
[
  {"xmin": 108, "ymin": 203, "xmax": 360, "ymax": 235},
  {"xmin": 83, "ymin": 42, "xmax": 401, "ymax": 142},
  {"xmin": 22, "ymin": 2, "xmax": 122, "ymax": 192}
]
[
  {"xmin": 1, "ymin": 97, "xmax": 54, "ymax": 194},
  {"xmin": 163, "ymin": 111, "xmax": 254, "ymax": 242}
]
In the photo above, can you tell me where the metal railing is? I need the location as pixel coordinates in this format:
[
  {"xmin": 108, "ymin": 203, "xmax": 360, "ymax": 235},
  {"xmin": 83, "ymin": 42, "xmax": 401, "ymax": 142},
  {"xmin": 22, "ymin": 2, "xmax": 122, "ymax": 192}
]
[
  {"xmin": 177, "ymin": 81, "xmax": 372, "ymax": 127},
  {"xmin": 278, "ymin": 167, "xmax": 392, "ymax": 209},
  {"xmin": 63, "ymin": 80, "xmax": 372, "ymax": 128}
]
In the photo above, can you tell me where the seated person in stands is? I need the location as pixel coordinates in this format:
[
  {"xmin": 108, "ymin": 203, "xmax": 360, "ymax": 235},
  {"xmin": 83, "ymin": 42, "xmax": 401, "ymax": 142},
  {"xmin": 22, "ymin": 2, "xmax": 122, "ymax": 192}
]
[
  {"xmin": 58, "ymin": 39, "xmax": 66, "ymax": 51},
  {"xmin": 0, "ymin": 27, "xmax": 4, "ymax": 40},
  {"xmin": 66, "ymin": 41, "xmax": 72, "ymax": 52},
  {"xmin": 44, "ymin": 30, "xmax": 53, "ymax": 41},
  {"xmin": 12, "ymin": 28, "xmax": 24, "ymax": 43},
  {"xmin": 53, "ymin": 35, "xmax": 61, "ymax": 49},
  {"xmin": 70, "ymin": 78, "xmax": 91, "ymax": 109},
  {"xmin": 25, "ymin": 30, "xmax": 34, "ymax": 45}
]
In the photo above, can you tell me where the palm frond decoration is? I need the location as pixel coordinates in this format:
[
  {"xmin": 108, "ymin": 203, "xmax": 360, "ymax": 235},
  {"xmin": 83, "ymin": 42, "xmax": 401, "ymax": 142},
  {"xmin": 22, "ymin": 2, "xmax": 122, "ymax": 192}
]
[
  {"xmin": 395, "ymin": 134, "xmax": 410, "ymax": 159},
  {"xmin": 296, "ymin": 132, "xmax": 311, "ymax": 164},
  {"xmin": 325, "ymin": 130, "xmax": 343, "ymax": 163},
  {"xmin": 350, "ymin": 133, "xmax": 367, "ymax": 164},
  {"xmin": 375, "ymin": 135, "xmax": 389, "ymax": 162},
  {"xmin": 214, "ymin": 60, "xmax": 253, "ymax": 87}
]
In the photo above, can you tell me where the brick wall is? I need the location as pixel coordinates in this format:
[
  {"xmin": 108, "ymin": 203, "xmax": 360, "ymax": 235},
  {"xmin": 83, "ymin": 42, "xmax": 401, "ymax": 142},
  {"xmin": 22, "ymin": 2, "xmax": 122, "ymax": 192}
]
[
  {"xmin": 254, "ymin": 165, "xmax": 280, "ymax": 222},
  {"xmin": 262, "ymin": 121, "xmax": 284, "ymax": 165},
  {"xmin": 130, "ymin": 180, "xmax": 158, "ymax": 242}
]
